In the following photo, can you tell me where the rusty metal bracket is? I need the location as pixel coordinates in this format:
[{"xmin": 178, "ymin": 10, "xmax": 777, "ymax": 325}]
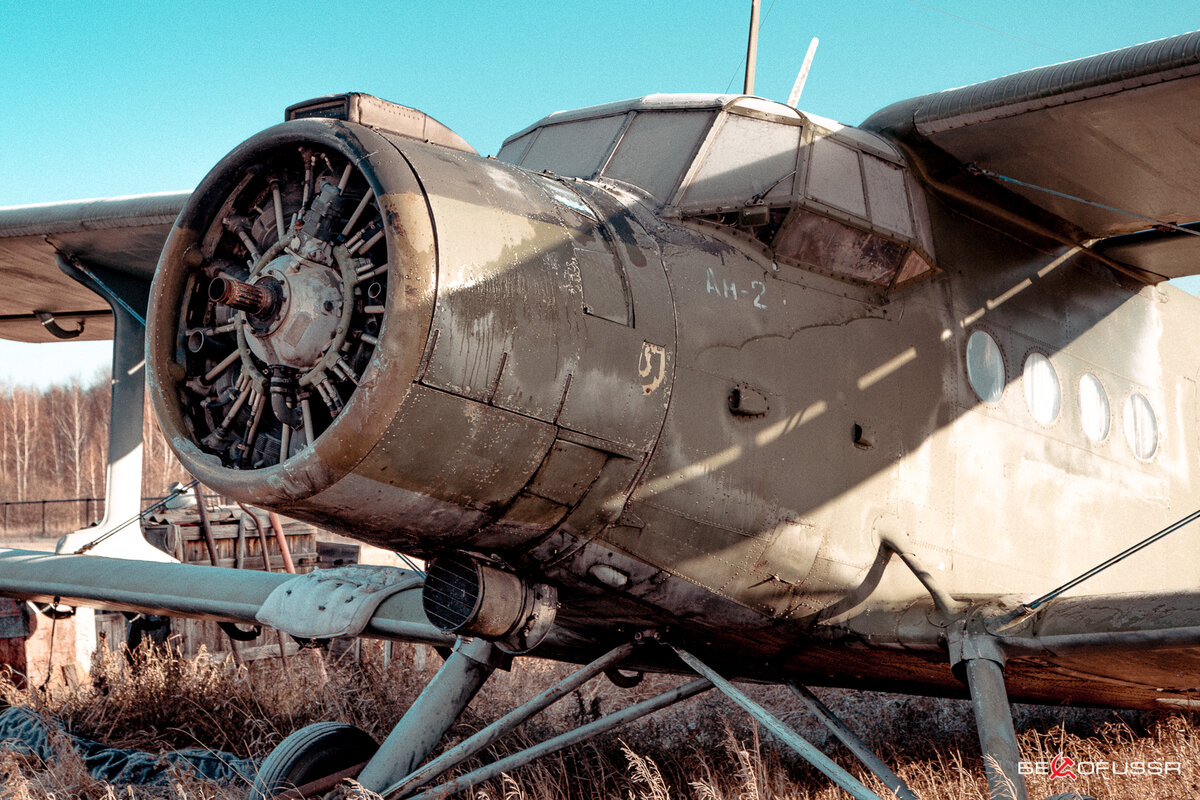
[{"xmin": 33, "ymin": 311, "xmax": 84, "ymax": 340}]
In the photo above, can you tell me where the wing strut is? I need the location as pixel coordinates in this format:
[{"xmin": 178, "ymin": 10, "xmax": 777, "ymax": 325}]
[
  {"xmin": 673, "ymin": 647, "xmax": 902, "ymax": 800},
  {"xmin": 52, "ymin": 255, "xmax": 167, "ymax": 562}
]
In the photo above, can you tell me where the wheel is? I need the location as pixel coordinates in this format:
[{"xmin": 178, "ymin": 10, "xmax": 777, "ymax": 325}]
[
  {"xmin": 248, "ymin": 722, "xmax": 378, "ymax": 800},
  {"xmin": 126, "ymin": 613, "xmax": 171, "ymax": 651}
]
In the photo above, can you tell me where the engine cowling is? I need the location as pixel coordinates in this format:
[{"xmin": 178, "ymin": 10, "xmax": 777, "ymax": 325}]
[{"xmin": 147, "ymin": 109, "xmax": 676, "ymax": 556}]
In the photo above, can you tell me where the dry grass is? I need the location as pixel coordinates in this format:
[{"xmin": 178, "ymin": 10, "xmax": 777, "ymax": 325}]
[{"xmin": 0, "ymin": 640, "xmax": 1196, "ymax": 799}]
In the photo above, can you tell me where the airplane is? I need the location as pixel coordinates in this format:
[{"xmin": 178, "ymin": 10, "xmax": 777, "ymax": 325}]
[{"xmin": 2, "ymin": 24, "xmax": 1200, "ymax": 800}]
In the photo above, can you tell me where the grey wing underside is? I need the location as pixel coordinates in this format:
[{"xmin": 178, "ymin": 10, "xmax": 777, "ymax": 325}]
[
  {"xmin": 864, "ymin": 30, "xmax": 1200, "ymax": 282},
  {"xmin": 0, "ymin": 192, "xmax": 189, "ymax": 342}
]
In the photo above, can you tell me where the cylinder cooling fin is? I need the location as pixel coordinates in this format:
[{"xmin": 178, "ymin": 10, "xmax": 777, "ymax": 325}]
[{"xmin": 147, "ymin": 120, "xmax": 437, "ymax": 504}]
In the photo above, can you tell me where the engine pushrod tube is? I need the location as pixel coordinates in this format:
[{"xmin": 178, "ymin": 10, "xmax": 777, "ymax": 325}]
[
  {"xmin": 401, "ymin": 678, "xmax": 713, "ymax": 800},
  {"xmin": 673, "ymin": 647, "xmax": 887, "ymax": 800},
  {"xmin": 383, "ymin": 641, "xmax": 638, "ymax": 798},
  {"xmin": 787, "ymin": 683, "xmax": 920, "ymax": 800}
]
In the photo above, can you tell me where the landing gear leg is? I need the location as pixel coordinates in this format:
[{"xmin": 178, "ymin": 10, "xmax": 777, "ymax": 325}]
[
  {"xmin": 355, "ymin": 637, "xmax": 505, "ymax": 792},
  {"xmin": 952, "ymin": 618, "xmax": 1028, "ymax": 800}
]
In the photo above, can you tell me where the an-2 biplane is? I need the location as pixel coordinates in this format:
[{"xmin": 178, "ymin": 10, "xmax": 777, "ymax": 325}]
[{"xmin": 3, "ymin": 28, "xmax": 1200, "ymax": 800}]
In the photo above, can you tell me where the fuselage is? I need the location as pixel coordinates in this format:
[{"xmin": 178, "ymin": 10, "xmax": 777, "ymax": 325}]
[{"xmin": 147, "ymin": 93, "xmax": 1200, "ymax": 706}]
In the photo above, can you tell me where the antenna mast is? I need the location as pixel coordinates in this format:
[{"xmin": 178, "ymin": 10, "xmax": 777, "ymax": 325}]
[
  {"xmin": 744, "ymin": 0, "xmax": 761, "ymax": 95},
  {"xmin": 787, "ymin": 37, "xmax": 820, "ymax": 108}
]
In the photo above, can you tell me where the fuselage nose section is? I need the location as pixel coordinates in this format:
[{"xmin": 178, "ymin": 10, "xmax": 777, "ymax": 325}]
[{"xmin": 147, "ymin": 113, "xmax": 676, "ymax": 555}]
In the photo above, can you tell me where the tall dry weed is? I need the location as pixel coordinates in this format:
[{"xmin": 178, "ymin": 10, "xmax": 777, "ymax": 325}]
[{"xmin": 0, "ymin": 641, "xmax": 1196, "ymax": 799}]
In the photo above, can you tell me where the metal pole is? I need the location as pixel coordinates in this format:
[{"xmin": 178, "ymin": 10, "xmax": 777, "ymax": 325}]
[
  {"xmin": 965, "ymin": 658, "xmax": 1028, "ymax": 800},
  {"xmin": 239, "ymin": 504, "xmax": 273, "ymax": 571},
  {"xmin": 357, "ymin": 638, "xmax": 501, "ymax": 792},
  {"xmin": 744, "ymin": 0, "xmax": 761, "ymax": 95},
  {"xmin": 674, "ymin": 647, "xmax": 886, "ymax": 800},
  {"xmin": 1001, "ymin": 624, "xmax": 1200, "ymax": 655},
  {"xmin": 383, "ymin": 642, "xmax": 638, "ymax": 798},
  {"xmin": 234, "ymin": 515, "xmax": 246, "ymax": 570},
  {"xmin": 193, "ymin": 485, "xmax": 220, "ymax": 567},
  {"xmin": 404, "ymin": 678, "xmax": 713, "ymax": 800},
  {"xmin": 787, "ymin": 683, "xmax": 919, "ymax": 800},
  {"xmin": 267, "ymin": 512, "xmax": 296, "ymax": 573}
]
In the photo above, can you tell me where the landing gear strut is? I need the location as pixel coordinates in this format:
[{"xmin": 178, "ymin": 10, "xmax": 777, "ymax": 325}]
[
  {"xmin": 356, "ymin": 638, "xmax": 504, "ymax": 790},
  {"xmin": 249, "ymin": 625, "xmax": 1075, "ymax": 800},
  {"xmin": 951, "ymin": 614, "xmax": 1077, "ymax": 800}
]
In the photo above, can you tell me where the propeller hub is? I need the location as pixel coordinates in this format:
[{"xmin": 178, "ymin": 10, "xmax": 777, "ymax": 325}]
[{"xmin": 241, "ymin": 253, "xmax": 344, "ymax": 372}]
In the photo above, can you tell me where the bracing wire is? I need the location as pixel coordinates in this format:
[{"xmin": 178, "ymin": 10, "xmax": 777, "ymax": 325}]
[
  {"xmin": 967, "ymin": 164, "xmax": 1200, "ymax": 238},
  {"xmin": 72, "ymin": 479, "xmax": 200, "ymax": 554},
  {"xmin": 992, "ymin": 506, "xmax": 1200, "ymax": 628}
]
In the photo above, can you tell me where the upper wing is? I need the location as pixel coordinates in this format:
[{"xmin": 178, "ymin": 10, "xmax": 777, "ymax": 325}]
[
  {"xmin": 862, "ymin": 30, "xmax": 1200, "ymax": 281},
  {"xmin": 0, "ymin": 192, "xmax": 189, "ymax": 342}
]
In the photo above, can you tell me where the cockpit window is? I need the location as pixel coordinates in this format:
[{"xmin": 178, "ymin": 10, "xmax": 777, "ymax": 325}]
[
  {"xmin": 775, "ymin": 210, "xmax": 906, "ymax": 285},
  {"xmin": 861, "ymin": 155, "xmax": 913, "ymax": 238},
  {"xmin": 519, "ymin": 114, "xmax": 626, "ymax": 178},
  {"xmin": 604, "ymin": 111, "xmax": 712, "ymax": 202},
  {"xmin": 806, "ymin": 135, "xmax": 865, "ymax": 217},
  {"xmin": 497, "ymin": 104, "xmax": 715, "ymax": 203},
  {"xmin": 499, "ymin": 95, "xmax": 937, "ymax": 293},
  {"xmin": 677, "ymin": 113, "xmax": 802, "ymax": 210}
]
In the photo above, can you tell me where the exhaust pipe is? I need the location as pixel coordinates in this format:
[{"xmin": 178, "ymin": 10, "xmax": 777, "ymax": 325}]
[{"xmin": 422, "ymin": 553, "xmax": 557, "ymax": 653}]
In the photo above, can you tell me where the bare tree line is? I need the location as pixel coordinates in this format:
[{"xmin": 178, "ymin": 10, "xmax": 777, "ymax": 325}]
[{"xmin": 0, "ymin": 371, "xmax": 191, "ymax": 509}]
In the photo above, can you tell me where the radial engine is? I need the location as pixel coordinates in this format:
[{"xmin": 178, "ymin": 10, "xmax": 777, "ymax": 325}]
[{"xmin": 146, "ymin": 94, "xmax": 675, "ymax": 582}]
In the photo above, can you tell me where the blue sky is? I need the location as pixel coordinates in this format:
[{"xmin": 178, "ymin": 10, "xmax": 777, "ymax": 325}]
[{"xmin": 2, "ymin": 1, "xmax": 1199, "ymax": 386}]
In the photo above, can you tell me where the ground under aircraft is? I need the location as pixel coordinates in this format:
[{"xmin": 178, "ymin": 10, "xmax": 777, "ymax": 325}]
[{"xmin": 1, "ymin": 27, "xmax": 1200, "ymax": 800}]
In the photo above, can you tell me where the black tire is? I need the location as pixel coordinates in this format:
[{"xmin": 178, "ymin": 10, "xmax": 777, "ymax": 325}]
[
  {"xmin": 127, "ymin": 614, "xmax": 171, "ymax": 650},
  {"xmin": 248, "ymin": 722, "xmax": 378, "ymax": 800}
]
